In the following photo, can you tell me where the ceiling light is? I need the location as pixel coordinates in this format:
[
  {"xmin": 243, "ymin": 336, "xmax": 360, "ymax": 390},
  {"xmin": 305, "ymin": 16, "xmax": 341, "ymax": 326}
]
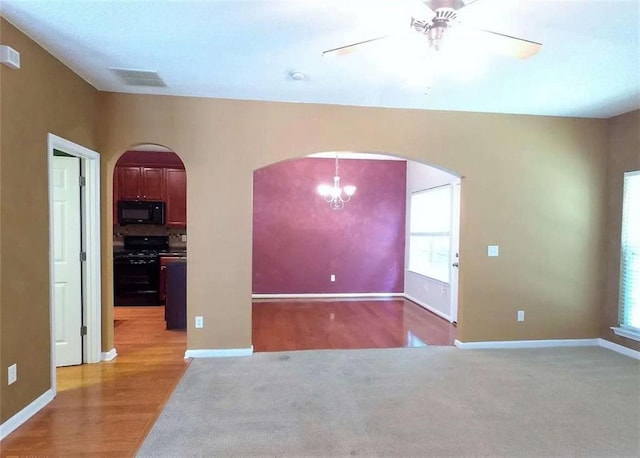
[
  {"xmin": 317, "ymin": 155, "xmax": 356, "ymax": 211},
  {"xmin": 289, "ymin": 71, "xmax": 306, "ymax": 81}
]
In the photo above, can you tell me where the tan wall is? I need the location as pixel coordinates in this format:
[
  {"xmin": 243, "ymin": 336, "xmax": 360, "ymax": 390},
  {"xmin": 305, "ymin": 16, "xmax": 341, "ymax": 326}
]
[
  {"xmin": 99, "ymin": 93, "xmax": 608, "ymax": 351},
  {"xmin": 0, "ymin": 19, "xmax": 3, "ymax": 425},
  {"xmin": 602, "ymin": 110, "xmax": 640, "ymax": 350},
  {"xmin": 0, "ymin": 18, "xmax": 99, "ymax": 422},
  {"xmin": 0, "ymin": 13, "xmax": 620, "ymax": 427}
]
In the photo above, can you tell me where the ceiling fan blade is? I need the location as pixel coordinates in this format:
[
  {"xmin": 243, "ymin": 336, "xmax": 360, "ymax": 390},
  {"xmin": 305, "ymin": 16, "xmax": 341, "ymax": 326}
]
[
  {"xmin": 322, "ymin": 35, "xmax": 390, "ymax": 57},
  {"xmin": 423, "ymin": 0, "xmax": 478, "ymax": 12},
  {"xmin": 474, "ymin": 29, "xmax": 542, "ymax": 59},
  {"xmin": 459, "ymin": 0, "xmax": 480, "ymax": 8},
  {"xmin": 415, "ymin": 0, "xmax": 437, "ymax": 20}
]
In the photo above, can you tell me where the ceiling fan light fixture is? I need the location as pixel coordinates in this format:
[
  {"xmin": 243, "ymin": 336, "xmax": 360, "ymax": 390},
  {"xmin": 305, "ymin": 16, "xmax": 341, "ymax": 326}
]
[{"xmin": 427, "ymin": 22, "xmax": 449, "ymax": 51}]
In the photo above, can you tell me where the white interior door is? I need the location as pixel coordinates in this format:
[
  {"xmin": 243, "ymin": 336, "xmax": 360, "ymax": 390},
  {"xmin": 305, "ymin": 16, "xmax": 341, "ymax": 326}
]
[
  {"xmin": 53, "ymin": 155, "xmax": 83, "ymax": 366},
  {"xmin": 449, "ymin": 179, "xmax": 461, "ymax": 323}
]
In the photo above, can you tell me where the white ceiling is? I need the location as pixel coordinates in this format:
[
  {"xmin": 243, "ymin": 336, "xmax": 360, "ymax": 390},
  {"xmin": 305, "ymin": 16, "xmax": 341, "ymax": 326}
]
[{"xmin": 1, "ymin": 0, "xmax": 638, "ymax": 119}]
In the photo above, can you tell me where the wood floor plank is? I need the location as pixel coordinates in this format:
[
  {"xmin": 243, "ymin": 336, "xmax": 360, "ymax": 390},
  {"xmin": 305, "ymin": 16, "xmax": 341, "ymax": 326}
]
[
  {"xmin": 252, "ymin": 298, "xmax": 456, "ymax": 351},
  {"xmin": 0, "ymin": 306, "xmax": 189, "ymax": 457},
  {"xmin": 1, "ymin": 299, "xmax": 454, "ymax": 456}
]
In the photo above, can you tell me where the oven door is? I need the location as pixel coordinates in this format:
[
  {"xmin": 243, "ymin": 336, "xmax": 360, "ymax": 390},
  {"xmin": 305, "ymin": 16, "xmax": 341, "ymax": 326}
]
[{"xmin": 114, "ymin": 259, "xmax": 160, "ymax": 306}]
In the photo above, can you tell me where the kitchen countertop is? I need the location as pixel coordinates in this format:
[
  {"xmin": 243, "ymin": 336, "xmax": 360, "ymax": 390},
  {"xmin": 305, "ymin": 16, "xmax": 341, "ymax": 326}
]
[
  {"xmin": 112, "ymin": 248, "xmax": 187, "ymax": 256},
  {"xmin": 158, "ymin": 250, "xmax": 187, "ymax": 257}
]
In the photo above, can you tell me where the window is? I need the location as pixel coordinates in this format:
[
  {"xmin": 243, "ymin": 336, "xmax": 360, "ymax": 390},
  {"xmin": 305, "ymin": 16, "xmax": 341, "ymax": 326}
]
[
  {"xmin": 614, "ymin": 171, "xmax": 640, "ymax": 341},
  {"xmin": 408, "ymin": 185, "xmax": 451, "ymax": 283}
]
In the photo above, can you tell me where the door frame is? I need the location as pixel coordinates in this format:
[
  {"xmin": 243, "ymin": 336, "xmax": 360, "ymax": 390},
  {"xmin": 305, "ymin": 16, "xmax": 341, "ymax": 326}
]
[
  {"xmin": 47, "ymin": 134, "xmax": 102, "ymax": 391},
  {"xmin": 449, "ymin": 179, "xmax": 461, "ymax": 323}
]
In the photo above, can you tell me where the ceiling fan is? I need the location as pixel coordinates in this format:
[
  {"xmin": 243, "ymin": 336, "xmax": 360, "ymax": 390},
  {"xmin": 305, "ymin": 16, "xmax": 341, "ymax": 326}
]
[{"xmin": 322, "ymin": 0, "xmax": 542, "ymax": 60}]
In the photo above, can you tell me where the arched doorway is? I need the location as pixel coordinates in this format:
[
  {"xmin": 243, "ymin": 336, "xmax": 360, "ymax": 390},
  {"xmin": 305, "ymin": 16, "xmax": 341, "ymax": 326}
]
[
  {"xmin": 251, "ymin": 151, "xmax": 460, "ymax": 351},
  {"xmin": 111, "ymin": 144, "xmax": 188, "ymax": 355}
]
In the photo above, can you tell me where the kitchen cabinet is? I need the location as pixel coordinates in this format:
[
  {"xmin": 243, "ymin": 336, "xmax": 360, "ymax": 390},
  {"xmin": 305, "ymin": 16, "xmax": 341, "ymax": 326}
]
[
  {"xmin": 113, "ymin": 150, "xmax": 186, "ymax": 227},
  {"xmin": 165, "ymin": 168, "xmax": 187, "ymax": 228},
  {"xmin": 115, "ymin": 166, "xmax": 165, "ymax": 201},
  {"xmin": 159, "ymin": 255, "xmax": 187, "ymax": 303},
  {"xmin": 165, "ymin": 261, "xmax": 187, "ymax": 330}
]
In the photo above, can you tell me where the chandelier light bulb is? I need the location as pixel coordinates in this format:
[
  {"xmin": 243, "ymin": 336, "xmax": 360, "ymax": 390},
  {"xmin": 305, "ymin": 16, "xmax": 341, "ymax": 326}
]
[
  {"xmin": 317, "ymin": 184, "xmax": 331, "ymax": 196},
  {"xmin": 343, "ymin": 185, "xmax": 357, "ymax": 196}
]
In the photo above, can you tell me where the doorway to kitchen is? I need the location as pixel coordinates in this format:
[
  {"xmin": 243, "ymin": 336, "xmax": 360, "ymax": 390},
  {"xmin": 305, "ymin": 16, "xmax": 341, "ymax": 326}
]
[{"xmin": 112, "ymin": 145, "xmax": 188, "ymax": 352}]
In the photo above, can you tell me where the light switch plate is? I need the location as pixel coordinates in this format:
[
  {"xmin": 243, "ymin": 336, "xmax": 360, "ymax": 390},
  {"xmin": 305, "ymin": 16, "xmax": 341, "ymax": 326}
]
[
  {"xmin": 195, "ymin": 316, "xmax": 204, "ymax": 328},
  {"xmin": 181, "ymin": 234, "xmax": 187, "ymax": 242},
  {"xmin": 487, "ymin": 245, "xmax": 499, "ymax": 257},
  {"xmin": 8, "ymin": 364, "xmax": 17, "ymax": 385}
]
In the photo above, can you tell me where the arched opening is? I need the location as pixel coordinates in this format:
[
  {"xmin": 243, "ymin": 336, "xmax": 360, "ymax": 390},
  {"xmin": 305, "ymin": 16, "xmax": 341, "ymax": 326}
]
[
  {"xmin": 112, "ymin": 144, "xmax": 188, "ymax": 356},
  {"xmin": 251, "ymin": 151, "xmax": 460, "ymax": 351}
]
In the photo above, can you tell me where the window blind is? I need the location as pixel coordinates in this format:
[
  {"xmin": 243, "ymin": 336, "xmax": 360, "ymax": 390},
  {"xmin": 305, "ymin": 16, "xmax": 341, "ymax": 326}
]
[{"xmin": 619, "ymin": 171, "xmax": 640, "ymax": 330}]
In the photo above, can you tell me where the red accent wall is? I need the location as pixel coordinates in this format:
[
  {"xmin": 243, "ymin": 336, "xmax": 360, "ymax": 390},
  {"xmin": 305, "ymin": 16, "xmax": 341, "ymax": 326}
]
[{"xmin": 252, "ymin": 158, "xmax": 406, "ymax": 294}]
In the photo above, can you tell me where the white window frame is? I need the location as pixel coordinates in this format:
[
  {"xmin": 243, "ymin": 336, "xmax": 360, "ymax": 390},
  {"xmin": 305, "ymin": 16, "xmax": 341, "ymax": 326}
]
[
  {"xmin": 408, "ymin": 185, "xmax": 452, "ymax": 283},
  {"xmin": 612, "ymin": 170, "xmax": 640, "ymax": 342}
]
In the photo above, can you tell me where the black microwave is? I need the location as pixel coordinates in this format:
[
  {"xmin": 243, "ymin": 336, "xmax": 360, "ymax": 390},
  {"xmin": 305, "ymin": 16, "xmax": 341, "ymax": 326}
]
[{"xmin": 117, "ymin": 200, "xmax": 165, "ymax": 225}]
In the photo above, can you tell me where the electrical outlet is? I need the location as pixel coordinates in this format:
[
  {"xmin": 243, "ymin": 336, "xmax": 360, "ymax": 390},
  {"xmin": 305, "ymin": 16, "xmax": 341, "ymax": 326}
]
[
  {"xmin": 330, "ymin": 274, "xmax": 336, "ymax": 282},
  {"xmin": 195, "ymin": 316, "xmax": 204, "ymax": 328},
  {"xmin": 8, "ymin": 364, "xmax": 17, "ymax": 385},
  {"xmin": 517, "ymin": 310, "xmax": 525, "ymax": 322}
]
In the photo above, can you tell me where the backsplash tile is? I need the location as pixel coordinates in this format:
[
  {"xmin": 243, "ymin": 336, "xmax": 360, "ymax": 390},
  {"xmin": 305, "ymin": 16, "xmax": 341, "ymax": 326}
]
[{"xmin": 113, "ymin": 225, "xmax": 187, "ymax": 249}]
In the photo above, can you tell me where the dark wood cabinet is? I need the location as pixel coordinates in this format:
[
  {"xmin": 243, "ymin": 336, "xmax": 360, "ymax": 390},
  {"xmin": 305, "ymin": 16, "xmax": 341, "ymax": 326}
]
[
  {"xmin": 165, "ymin": 261, "xmax": 187, "ymax": 330},
  {"xmin": 165, "ymin": 168, "xmax": 187, "ymax": 228},
  {"xmin": 141, "ymin": 167, "xmax": 165, "ymax": 200},
  {"xmin": 115, "ymin": 166, "xmax": 165, "ymax": 201},
  {"xmin": 113, "ymin": 151, "xmax": 186, "ymax": 226},
  {"xmin": 160, "ymin": 256, "xmax": 187, "ymax": 303},
  {"xmin": 116, "ymin": 166, "xmax": 142, "ymax": 200}
]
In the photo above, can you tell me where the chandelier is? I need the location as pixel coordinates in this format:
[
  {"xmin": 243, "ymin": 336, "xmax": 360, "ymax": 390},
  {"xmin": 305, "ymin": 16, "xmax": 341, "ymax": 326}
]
[{"xmin": 316, "ymin": 155, "xmax": 356, "ymax": 210}]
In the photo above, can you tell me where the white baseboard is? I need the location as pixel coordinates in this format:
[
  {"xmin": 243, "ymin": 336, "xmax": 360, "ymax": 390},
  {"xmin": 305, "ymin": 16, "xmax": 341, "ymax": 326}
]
[
  {"xmin": 252, "ymin": 293, "xmax": 403, "ymax": 299},
  {"xmin": 403, "ymin": 294, "xmax": 451, "ymax": 322},
  {"xmin": 598, "ymin": 338, "xmax": 640, "ymax": 360},
  {"xmin": 0, "ymin": 388, "xmax": 55, "ymax": 441},
  {"xmin": 454, "ymin": 338, "xmax": 600, "ymax": 349},
  {"xmin": 101, "ymin": 348, "xmax": 117, "ymax": 361},
  {"xmin": 185, "ymin": 346, "xmax": 254, "ymax": 358}
]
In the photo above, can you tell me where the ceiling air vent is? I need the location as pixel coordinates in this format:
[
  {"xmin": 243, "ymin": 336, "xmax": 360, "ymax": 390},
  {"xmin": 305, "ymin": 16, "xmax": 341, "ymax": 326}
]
[{"xmin": 109, "ymin": 68, "xmax": 166, "ymax": 87}]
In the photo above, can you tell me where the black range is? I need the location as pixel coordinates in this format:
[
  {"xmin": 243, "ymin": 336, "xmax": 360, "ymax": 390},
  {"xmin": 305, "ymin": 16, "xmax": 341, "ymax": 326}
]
[{"xmin": 114, "ymin": 236, "xmax": 169, "ymax": 306}]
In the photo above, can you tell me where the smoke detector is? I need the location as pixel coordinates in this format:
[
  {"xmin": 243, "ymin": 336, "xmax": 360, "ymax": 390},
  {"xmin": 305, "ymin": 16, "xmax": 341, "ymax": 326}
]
[{"xmin": 289, "ymin": 71, "xmax": 306, "ymax": 81}]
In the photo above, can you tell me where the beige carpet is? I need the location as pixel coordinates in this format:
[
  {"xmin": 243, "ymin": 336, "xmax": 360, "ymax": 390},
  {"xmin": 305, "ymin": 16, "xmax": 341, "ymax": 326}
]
[{"xmin": 138, "ymin": 346, "xmax": 640, "ymax": 457}]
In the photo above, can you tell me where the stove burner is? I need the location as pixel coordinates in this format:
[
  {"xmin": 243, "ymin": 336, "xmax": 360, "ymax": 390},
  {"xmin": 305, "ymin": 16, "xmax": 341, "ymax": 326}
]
[{"xmin": 114, "ymin": 250, "xmax": 158, "ymax": 259}]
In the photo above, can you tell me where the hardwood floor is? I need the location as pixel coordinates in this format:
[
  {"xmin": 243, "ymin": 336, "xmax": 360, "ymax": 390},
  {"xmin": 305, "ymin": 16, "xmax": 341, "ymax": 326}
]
[
  {"xmin": 252, "ymin": 298, "xmax": 456, "ymax": 352},
  {"xmin": 0, "ymin": 306, "xmax": 189, "ymax": 457},
  {"xmin": 1, "ymin": 299, "xmax": 453, "ymax": 456}
]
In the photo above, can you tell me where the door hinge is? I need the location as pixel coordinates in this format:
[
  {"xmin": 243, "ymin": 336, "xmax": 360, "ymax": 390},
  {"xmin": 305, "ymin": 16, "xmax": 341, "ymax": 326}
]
[
  {"xmin": 79, "ymin": 175, "xmax": 86, "ymax": 187},
  {"xmin": 81, "ymin": 326, "xmax": 87, "ymax": 336},
  {"xmin": 80, "ymin": 251, "xmax": 87, "ymax": 262}
]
